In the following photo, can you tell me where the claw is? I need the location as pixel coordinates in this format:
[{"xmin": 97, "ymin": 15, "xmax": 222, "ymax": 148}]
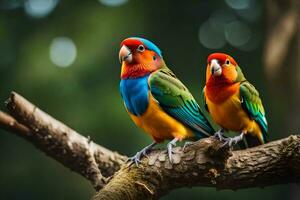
[
  {"xmin": 214, "ymin": 128, "xmax": 225, "ymax": 141},
  {"xmin": 127, "ymin": 152, "xmax": 142, "ymax": 166},
  {"xmin": 142, "ymin": 150, "xmax": 148, "ymax": 158},
  {"xmin": 221, "ymin": 132, "xmax": 244, "ymax": 148},
  {"xmin": 167, "ymin": 138, "xmax": 179, "ymax": 163},
  {"xmin": 128, "ymin": 142, "xmax": 157, "ymax": 167}
]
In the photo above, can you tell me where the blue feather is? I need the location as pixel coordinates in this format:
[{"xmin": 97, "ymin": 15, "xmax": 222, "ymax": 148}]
[
  {"xmin": 120, "ymin": 75, "xmax": 150, "ymax": 116},
  {"xmin": 130, "ymin": 37, "xmax": 163, "ymax": 58}
]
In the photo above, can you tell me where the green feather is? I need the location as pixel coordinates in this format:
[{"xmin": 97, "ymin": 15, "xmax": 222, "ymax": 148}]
[
  {"xmin": 148, "ymin": 67, "xmax": 214, "ymax": 138},
  {"xmin": 240, "ymin": 81, "xmax": 268, "ymax": 143},
  {"xmin": 236, "ymin": 65, "xmax": 246, "ymax": 82}
]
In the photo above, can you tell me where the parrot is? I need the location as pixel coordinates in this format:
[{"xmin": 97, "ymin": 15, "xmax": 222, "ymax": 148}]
[
  {"xmin": 203, "ymin": 52, "xmax": 268, "ymax": 147},
  {"xmin": 119, "ymin": 37, "xmax": 214, "ymax": 164}
]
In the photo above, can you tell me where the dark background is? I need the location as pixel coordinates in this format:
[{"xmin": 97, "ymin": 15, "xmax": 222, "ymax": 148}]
[{"xmin": 0, "ymin": 0, "xmax": 299, "ymax": 199}]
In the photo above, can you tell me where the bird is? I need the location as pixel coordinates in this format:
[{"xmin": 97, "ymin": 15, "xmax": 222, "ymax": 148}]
[
  {"xmin": 203, "ymin": 52, "xmax": 268, "ymax": 147},
  {"xmin": 119, "ymin": 37, "xmax": 214, "ymax": 164}
]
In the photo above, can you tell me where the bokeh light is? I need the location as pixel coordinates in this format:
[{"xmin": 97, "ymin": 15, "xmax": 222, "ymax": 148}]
[
  {"xmin": 49, "ymin": 37, "xmax": 77, "ymax": 68},
  {"xmin": 199, "ymin": 8, "xmax": 258, "ymax": 51},
  {"xmin": 98, "ymin": 0, "xmax": 129, "ymax": 7},
  {"xmin": 199, "ymin": 9, "xmax": 237, "ymax": 49},
  {"xmin": 3, "ymin": 1, "xmax": 293, "ymax": 200},
  {"xmin": 24, "ymin": 0, "xmax": 59, "ymax": 18},
  {"xmin": 225, "ymin": 0, "xmax": 251, "ymax": 10},
  {"xmin": 238, "ymin": 32, "xmax": 261, "ymax": 52},
  {"xmin": 199, "ymin": 21, "xmax": 226, "ymax": 49},
  {"xmin": 235, "ymin": 0, "xmax": 262, "ymax": 22},
  {"xmin": 209, "ymin": 9, "xmax": 236, "ymax": 30},
  {"xmin": 225, "ymin": 21, "xmax": 252, "ymax": 47}
]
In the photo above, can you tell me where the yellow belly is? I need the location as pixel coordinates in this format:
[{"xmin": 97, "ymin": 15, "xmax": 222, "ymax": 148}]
[
  {"xmin": 128, "ymin": 95, "xmax": 194, "ymax": 143},
  {"xmin": 206, "ymin": 92, "xmax": 261, "ymax": 137}
]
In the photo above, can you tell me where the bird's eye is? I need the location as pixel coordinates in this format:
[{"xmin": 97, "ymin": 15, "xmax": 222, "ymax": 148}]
[
  {"xmin": 153, "ymin": 56, "xmax": 156, "ymax": 60},
  {"xmin": 225, "ymin": 59, "xmax": 230, "ymax": 66},
  {"xmin": 137, "ymin": 45, "xmax": 145, "ymax": 52}
]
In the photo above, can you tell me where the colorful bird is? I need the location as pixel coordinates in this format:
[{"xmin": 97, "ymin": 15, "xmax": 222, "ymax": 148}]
[
  {"xmin": 203, "ymin": 53, "xmax": 268, "ymax": 147},
  {"xmin": 119, "ymin": 37, "xmax": 214, "ymax": 164}
]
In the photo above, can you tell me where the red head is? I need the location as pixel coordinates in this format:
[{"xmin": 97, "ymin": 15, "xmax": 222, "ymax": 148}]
[
  {"xmin": 206, "ymin": 53, "xmax": 241, "ymax": 85},
  {"xmin": 119, "ymin": 37, "xmax": 164, "ymax": 79},
  {"xmin": 205, "ymin": 53, "xmax": 245, "ymax": 103}
]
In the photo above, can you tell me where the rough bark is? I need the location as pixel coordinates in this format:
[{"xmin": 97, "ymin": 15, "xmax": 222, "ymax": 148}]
[
  {"xmin": 1, "ymin": 92, "xmax": 300, "ymax": 200},
  {"xmin": 0, "ymin": 111, "xmax": 31, "ymax": 137},
  {"xmin": 2, "ymin": 92, "xmax": 127, "ymax": 190},
  {"xmin": 93, "ymin": 135, "xmax": 300, "ymax": 200}
]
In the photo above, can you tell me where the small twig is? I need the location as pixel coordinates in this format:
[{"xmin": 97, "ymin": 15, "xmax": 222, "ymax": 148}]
[
  {"xmin": 0, "ymin": 111, "xmax": 30, "ymax": 137},
  {"xmin": 135, "ymin": 181, "xmax": 154, "ymax": 195}
]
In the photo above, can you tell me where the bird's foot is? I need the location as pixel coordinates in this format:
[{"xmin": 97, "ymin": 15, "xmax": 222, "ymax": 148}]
[
  {"xmin": 221, "ymin": 133, "xmax": 244, "ymax": 147},
  {"xmin": 127, "ymin": 142, "xmax": 157, "ymax": 166},
  {"xmin": 127, "ymin": 151, "xmax": 143, "ymax": 166},
  {"xmin": 213, "ymin": 129, "xmax": 226, "ymax": 141},
  {"xmin": 167, "ymin": 138, "xmax": 179, "ymax": 163}
]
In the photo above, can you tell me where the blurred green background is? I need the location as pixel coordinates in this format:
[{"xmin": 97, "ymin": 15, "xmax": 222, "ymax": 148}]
[{"xmin": 0, "ymin": 0, "xmax": 299, "ymax": 199}]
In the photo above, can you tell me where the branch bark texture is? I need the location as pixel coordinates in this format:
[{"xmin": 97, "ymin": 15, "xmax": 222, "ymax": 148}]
[
  {"xmin": 3, "ymin": 92, "xmax": 126, "ymax": 190},
  {"xmin": 1, "ymin": 92, "xmax": 300, "ymax": 200},
  {"xmin": 0, "ymin": 111, "xmax": 30, "ymax": 137},
  {"xmin": 93, "ymin": 135, "xmax": 300, "ymax": 200}
]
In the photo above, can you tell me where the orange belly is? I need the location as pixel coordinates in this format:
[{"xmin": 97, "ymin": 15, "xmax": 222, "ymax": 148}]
[
  {"xmin": 128, "ymin": 95, "xmax": 194, "ymax": 143},
  {"xmin": 206, "ymin": 92, "xmax": 262, "ymax": 138}
]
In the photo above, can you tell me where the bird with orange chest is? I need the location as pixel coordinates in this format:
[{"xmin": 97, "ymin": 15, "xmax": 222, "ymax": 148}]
[
  {"xmin": 202, "ymin": 53, "xmax": 268, "ymax": 147},
  {"xmin": 119, "ymin": 37, "xmax": 214, "ymax": 165}
]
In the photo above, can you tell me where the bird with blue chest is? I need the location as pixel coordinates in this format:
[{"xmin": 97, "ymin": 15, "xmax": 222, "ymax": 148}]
[{"xmin": 119, "ymin": 37, "xmax": 214, "ymax": 164}]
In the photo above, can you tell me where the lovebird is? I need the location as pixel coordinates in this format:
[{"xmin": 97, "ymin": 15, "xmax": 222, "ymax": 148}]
[
  {"xmin": 119, "ymin": 37, "xmax": 214, "ymax": 164},
  {"xmin": 203, "ymin": 53, "xmax": 268, "ymax": 147}
]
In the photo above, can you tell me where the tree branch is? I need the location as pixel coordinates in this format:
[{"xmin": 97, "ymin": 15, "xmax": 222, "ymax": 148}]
[
  {"xmin": 93, "ymin": 135, "xmax": 300, "ymax": 200},
  {"xmin": 2, "ymin": 92, "xmax": 127, "ymax": 190},
  {"xmin": 0, "ymin": 111, "xmax": 31, "ymax": 137},
  {"xmin": 1, "ymin": 92, "xmax": 300, "ymax": 200}
]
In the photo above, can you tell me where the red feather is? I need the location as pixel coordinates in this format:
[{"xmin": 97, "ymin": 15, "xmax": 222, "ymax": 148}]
[
  {"xmin": 206, "ymin": 75, "xmax": 240, "ymax": 104},
  {"xmin": 121, "ymin": 38, "xmax": 143, "ymax": 49},
  {"xmin": 207, "ymin": 53, "xmax": 237, "ymax": 66},
  {"xmin": 121, "ymin": 64, "xmax": 152, "ymax": 79}
]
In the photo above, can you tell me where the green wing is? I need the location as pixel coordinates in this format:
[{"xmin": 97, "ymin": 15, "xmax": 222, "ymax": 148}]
[
  {"xmin": 240, "ymin": 81, "xmax": 268, "ymax": 143},
  {"xmin": 148, "ymin": 67, "xmax": 214, "ymax": 138}
]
